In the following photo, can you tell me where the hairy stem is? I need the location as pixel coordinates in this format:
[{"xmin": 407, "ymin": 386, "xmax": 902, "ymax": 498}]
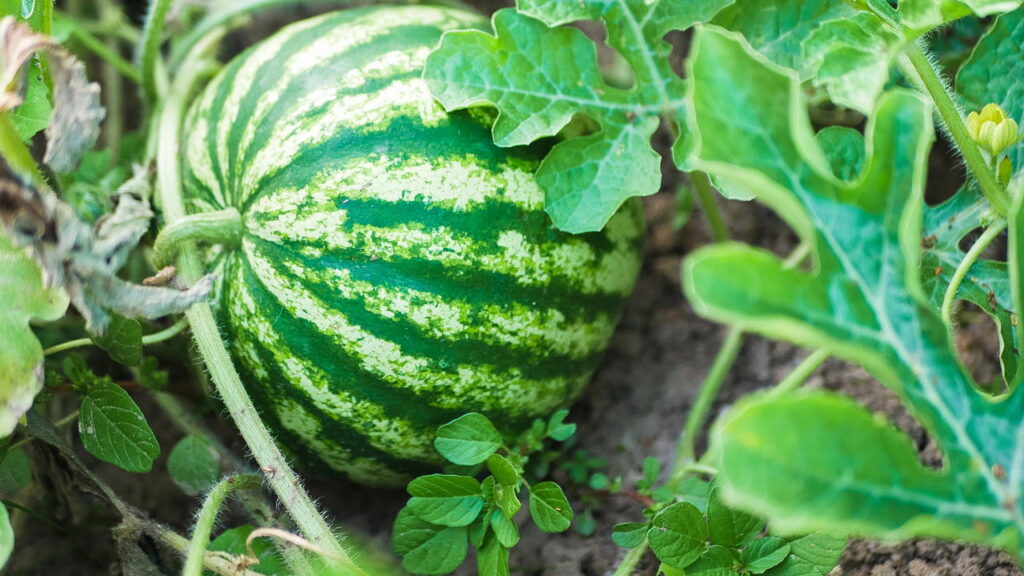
[
  {"xmin": 770, "ymin": 349, "xmax": 829, "ymax": 397},
  {"xmin": 612, "ymin": 539, "xmax": 650, "ymax": 576},
  {"xmin": 691, "ymin": 171, "xmax": 729, "ymax": 243},
  {"xmin": 672, "ymin": 327, "xmax": 743, "ymax": 479},
  {"xmin": 904, "ymin": 41, "xmax": 1010, "ymax": 216},
  {"xmin": 152, "ymin": 208, "xmax": 242, "ymax": 268},
  {"xmin": 183, "ymin": 475, "xmax": 260, "ymax": 576},
  {"xmin": 941, "ymin": 220, "xmax": 1008, "ymax": 323},
  {"xmin": 156, "ymin": 38, "xmax": 363, "ymax": 576}
]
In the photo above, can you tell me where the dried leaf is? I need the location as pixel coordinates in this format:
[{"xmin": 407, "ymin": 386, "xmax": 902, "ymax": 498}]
[
  {"xmin": 0, "ymin": 168, "xmax": 211, "ymax": 335},
  {"xmin": 43, "ymin": 49, "xmax": 103, "ymax": 172},
  {"xmin": 0, "ymin": 16, "xmax": 55, "ymax": 111},
  {"xmin": 0, "ymin": 16, "xmax": 103, "ymax": 172}
]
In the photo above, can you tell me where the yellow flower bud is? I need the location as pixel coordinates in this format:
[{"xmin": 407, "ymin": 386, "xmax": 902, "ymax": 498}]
[{"xmin": 966, "ymin": 103, "xmax": 1021, "ymax": 156}]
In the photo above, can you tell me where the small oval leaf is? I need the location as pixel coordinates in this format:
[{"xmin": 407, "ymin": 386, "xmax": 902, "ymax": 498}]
[
  {"xmin": 528, "ymin": 481, "xmax": 572, "ymax": 533},
  {"xmin": 78, "ymin": 381, "xmax": 160, "ymax": 473},
  {"xmin": 434, "ymin": 413, "xmax": 503, "ymax": 466}
]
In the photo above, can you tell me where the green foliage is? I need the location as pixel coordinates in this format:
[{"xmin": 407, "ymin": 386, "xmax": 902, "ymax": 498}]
[
  {"xmin": 682, "ymin": 25, "xmax": 1024, "ymax": 556},
  {"xmin": 434, "ymin": 413, "xmax": 503, "ymax": 466},
  {"xmin": 167, "ymin": 435, "xmax": 220, "ymax": 496},
  {"xmin": 0, "ymin": 504, "xmax": 11, "ymax": 570},
  {"xmin": 394, "ymin": 411, "xmax": 577, "ymax": 575},
  {"xmin": 712, "ymin": 0, "xmax": 856, "ymax": 74},
  {"xmin": 424, "ymin": 0, "xmax": 734, "ymax": 232},
  {"xmin": 0, "ymin": 447, "xmax": 31, "ymax": 494},
  {"xmin": 0, "ymin": 232, "xmax": 69, "ymax": 437},
  {"xmin": 957, "ymin": 7, "xmax": 1024, "ymax": 180},
  {"xmin": 78, "ymin": 380, "xmax": 160, "ymax": 473},
  {"xmin": 90, "ymin": 314, "xmax": 143, "ymax": 367}
]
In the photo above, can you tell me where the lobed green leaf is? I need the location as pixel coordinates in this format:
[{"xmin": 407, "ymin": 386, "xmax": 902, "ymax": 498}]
[
  {"xmin": 424, "ymin": 0, "xmax": 733, "ymax": 232},
  {"xmin": 0, "ymin": 232, "xmax": 69, "ymax": 437},
  {"xmin": 683, "ymin": 25, "xmax": 1024, "ymax": 555}
]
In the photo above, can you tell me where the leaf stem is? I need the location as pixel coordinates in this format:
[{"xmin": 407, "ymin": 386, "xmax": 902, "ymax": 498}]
[
  {"xmin": 139, "ymin": 0, "xmax": 172, "ymax": 106},
  {"xmin": 941, "ymin": 220, "xmax": 1008, "ymax": 323},
  {"xmin": 42, "ymin": 316, "xmax": 190, "ymax": 356},
  {"xmin": 152, "ymin": 208, "xmax": 242, "ymax": 268},
  {"xmin": 671, "ymin": 326, "xmax": 743, "ymax": 480},
  {"xmin": 156, "ymin": 37, "xmax": 364, "ymax": 576},
  {"xmin": 904, "ymin": 41, "xmax": 1010, "ymax": 216},
  {"xmin": 611, "ymin": 538, "xmax": 650, "ymax": 576},
  {"xmin": 691, "ymin": 171, "xmax": 729, "ymax": 242},
  {"xmin": 770, "ymin": 349, "xmax": 829, "ymax": 397},
  {"xmin": 183, "ymin": 474, "xmax": 260, "ymax": 576}
]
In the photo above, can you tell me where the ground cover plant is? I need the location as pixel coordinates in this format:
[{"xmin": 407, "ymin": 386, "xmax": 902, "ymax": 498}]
[{"xmin": 2, "ymin": 0, "xmax": 1024, "ymax": 575}]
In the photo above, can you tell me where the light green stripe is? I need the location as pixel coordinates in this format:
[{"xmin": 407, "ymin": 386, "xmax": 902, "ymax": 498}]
[
  {"xmin": 242, "ymin": 77, "xmax": 448, "ymax": 197},
  {"xmin": 241, "ymin": 240, "xmax": 577, "ymax": 415},
  {"xmin": 226, "ymin": 261, "xmax": 433, "ymax": 463},
  {"xmin": 282, "ymin": 263, "xmax": 617, "ymax": 358},
  {"xmin": 249, "ymin": 217, "xmax": 640, "ymax": 296},
  {"xmin": 271, "ymin": 397, "xmax": 406, "ymax": 485}
]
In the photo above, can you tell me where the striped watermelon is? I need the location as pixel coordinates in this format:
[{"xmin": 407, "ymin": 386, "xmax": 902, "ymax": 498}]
[{"xmin": 182, "ymin": 5, "xmax": 645, "ymax": 485}]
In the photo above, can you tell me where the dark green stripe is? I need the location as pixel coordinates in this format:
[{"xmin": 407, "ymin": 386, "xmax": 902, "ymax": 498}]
[
  {"xmin": 242, "ymin": 111, "xmax": 545, "ymax": 211},
  {"xmin": 259, "ymin": 245, "xmax": 610, "ymax": 381},
  {"xmin": 245, "ymin": 235, "xmax": 627, "ymax": 324},
  {"xmin": 224, "ymin": 14, "xmax": 349, "ymax": 192}
]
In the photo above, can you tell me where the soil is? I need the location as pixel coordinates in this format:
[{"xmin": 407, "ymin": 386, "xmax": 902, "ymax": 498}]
[{"xmin": 7, "ymin": 1, "xmax": 1023, "ymax": 575}]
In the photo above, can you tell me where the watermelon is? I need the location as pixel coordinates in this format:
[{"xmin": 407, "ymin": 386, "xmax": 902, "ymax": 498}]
[{"xmin": 181, "ymin": 5, "xmax": 645, "ymax": 485}]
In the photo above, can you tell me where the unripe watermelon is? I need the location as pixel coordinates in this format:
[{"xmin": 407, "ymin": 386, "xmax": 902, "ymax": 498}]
[{"xmin": 182, "ymin": 5, "xmax": 645, "ymax": 485}]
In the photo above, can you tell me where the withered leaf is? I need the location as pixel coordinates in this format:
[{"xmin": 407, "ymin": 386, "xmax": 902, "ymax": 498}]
[{"xmin": 0, "ymin": 164, "xmax": 211, "ymax": 335}]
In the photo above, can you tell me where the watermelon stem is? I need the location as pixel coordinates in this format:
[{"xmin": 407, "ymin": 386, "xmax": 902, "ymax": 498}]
[
  {"xmin": 153, "ymin": 207, "xmax": 242, "ymax": 268},
  {"xmin": 155, "ymin": 38, "xmax": 365, "ymax": 576}
]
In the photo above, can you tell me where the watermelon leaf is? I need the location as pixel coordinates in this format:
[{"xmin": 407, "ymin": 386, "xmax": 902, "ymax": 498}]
[
  {"xmin": 957, "ymin": 7, "xmax": 1024, "ymax": 183},
  {"xmin": 711, "ymin": 0, "xmax": 856, "ymax": 74},
  {"xmin": 0, "ymin": 232, "xmax": 69, "ymax": 437},
  {"xmin": 920, "ymin": 186, "xmax": 1014, "ymax": 388},
  {"xmin": 78, "ymin": 380, "xmax": 160, "ymax": 473},
  {"xmin": 434, "ymin": 413, "xmax": 503, "ymax": 466},
  {"xmin": 423, "ymin": 0, "xmax": 734, "ymax": 233},
  {"xmin": 682, "ymin": 25, "xmax": 1024, "ymax": 554}
]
